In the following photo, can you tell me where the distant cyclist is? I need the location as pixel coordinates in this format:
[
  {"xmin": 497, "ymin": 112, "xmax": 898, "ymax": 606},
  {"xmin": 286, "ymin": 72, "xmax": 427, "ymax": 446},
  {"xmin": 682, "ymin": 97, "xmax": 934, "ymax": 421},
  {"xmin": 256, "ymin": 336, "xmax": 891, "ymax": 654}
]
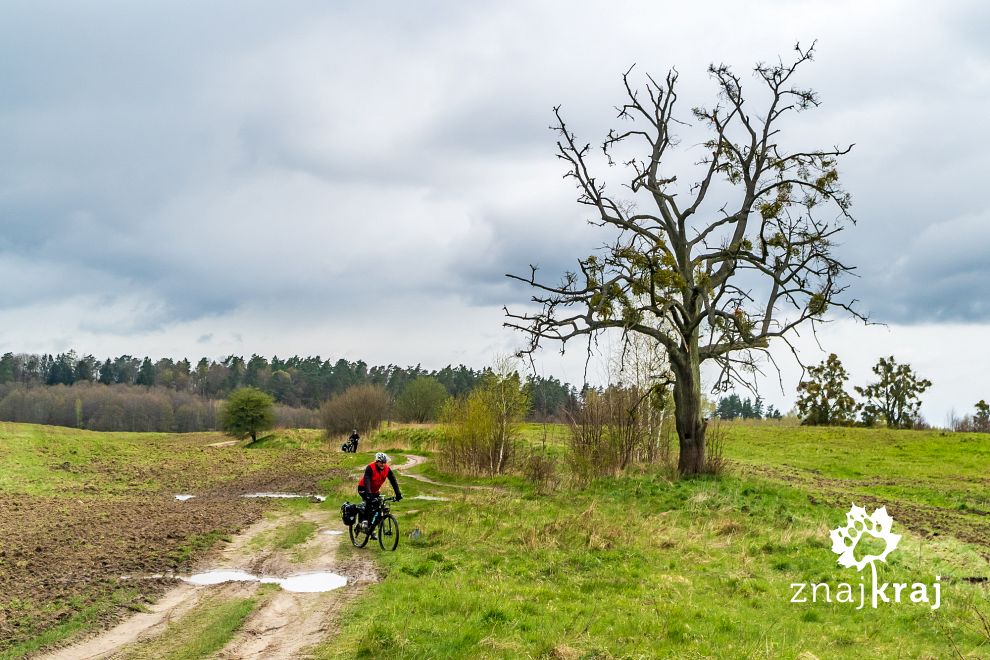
[
  {"xmin": 349, "ymin": 429, "xmax": 360, "ymax": 451},
  {"xmin": 357, "ymin": 452, "xmax": 402, "ymax": 530}
]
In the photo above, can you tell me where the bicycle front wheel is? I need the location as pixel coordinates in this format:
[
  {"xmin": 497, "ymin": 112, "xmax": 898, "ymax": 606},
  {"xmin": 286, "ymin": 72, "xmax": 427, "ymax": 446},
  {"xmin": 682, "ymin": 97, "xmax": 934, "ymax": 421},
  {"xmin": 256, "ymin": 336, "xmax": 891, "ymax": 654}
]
[
  {"xmin": 378, "ymin": 514, "xmax": 399, "ymax": 551},
  {"xmin": 350, "ymin": 518, "xmax": 370, "ymax": 548}
]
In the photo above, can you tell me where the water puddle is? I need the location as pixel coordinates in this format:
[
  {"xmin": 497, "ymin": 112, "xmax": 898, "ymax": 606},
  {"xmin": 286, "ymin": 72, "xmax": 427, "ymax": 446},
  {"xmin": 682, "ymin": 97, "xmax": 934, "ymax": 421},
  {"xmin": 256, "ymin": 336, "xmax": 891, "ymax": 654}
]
[
  {"xmin": 174, "ymin": 494, "xmax": 195, "ymax": 501},
  {"xmin": 275, "ymin": 572, "xmax": 348, "ymax": 593},
  {"xmin": 179, "ymin": 569, "xmax": 347, "ymax": 593},
  {"xmin": 321, "ymin": 530, "xmax": 344, "ymax": 536},
  {"xmin": 183, "ymin": 569, "xmax": 258, "ymax": 586},
  {"xmin": 410, "ymin": 495, "xmax": 450, "ymax": 501},
  {"xmin": 242, "ymin": 492, "xmax": 326, "ymax": 502}
]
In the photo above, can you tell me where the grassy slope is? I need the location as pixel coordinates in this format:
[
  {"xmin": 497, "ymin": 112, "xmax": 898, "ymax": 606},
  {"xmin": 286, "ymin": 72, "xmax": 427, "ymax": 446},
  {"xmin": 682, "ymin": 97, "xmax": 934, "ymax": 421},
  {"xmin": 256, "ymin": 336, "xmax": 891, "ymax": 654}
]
[
  {"xmin": 722, "ymin": 422, "xmax": 990, "ymax": 510},
  {"xmin": 316, "ymin": 424, "xmax": 990, "ymax": 658}
]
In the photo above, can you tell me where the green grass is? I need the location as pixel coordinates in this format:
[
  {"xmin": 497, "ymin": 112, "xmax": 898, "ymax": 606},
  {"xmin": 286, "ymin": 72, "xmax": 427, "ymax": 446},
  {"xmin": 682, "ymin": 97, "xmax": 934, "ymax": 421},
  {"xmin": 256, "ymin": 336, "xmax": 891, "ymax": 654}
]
[
  {"xmin": 0, "ymin": 422, "xmax": 337, "ymax": 497},
  {"xmin": 721, "ymin": 422, "xmax": 990, "ymax": 510},
  {"xmin": 6, "ymin": 420, "xmax": 990, "ymax": 657},
  {"xmin": 244, "ymin": 428, "xmax": 327, "ymax": 450},
  {"xmin": 121, "ymin": 594, "xmax": 259, "ymax": 660},
  {"xmin": 314, "ymin": 422, "xmax": 990, "ymax": 659},
  {"xmin": 168, "ymin": 530, "xmax": 231, "ymax": 564},
  {"xmin": 249, "ymin": 521, "xmax": 318, "ymax": 552},
  {"xmin": 372, "ymin": 426, "xmax": 445, "ymax": 452}
]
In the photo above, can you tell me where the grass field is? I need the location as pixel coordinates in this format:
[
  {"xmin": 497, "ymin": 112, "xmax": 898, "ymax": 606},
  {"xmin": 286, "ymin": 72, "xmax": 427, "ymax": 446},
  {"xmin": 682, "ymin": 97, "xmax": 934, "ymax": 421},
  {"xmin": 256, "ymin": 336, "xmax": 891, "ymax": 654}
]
[
  {"xmin": 317, "ymin": 422, "xmax": 990, "ymax": 658},
  {"xmin": 2, "ymin": 420, "xmax": 989, "ymax": 657}
]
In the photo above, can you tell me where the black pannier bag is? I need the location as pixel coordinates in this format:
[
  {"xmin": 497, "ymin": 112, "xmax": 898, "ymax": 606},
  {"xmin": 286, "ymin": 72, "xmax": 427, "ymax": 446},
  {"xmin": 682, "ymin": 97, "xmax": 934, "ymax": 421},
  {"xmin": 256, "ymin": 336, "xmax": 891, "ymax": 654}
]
[{"xmin": 341, "ymin": 502, "xmax": 359, "ymax": 526}]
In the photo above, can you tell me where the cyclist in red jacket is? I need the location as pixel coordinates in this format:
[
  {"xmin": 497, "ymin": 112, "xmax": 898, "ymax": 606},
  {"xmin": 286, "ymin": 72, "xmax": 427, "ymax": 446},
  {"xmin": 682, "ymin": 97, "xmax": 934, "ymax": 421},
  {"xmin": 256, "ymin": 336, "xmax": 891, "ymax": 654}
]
[{"xmin": 357, "ymin": 452, "xmax": 402, "ymax": 532}]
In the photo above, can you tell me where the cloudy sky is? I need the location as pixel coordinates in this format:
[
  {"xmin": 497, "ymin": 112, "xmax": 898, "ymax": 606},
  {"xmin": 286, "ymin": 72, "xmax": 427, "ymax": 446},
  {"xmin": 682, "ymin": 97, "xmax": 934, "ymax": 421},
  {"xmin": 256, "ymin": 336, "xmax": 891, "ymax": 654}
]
[{"xmin": 1, "ymin": 1, "xmax": 988, "ymax": 423}]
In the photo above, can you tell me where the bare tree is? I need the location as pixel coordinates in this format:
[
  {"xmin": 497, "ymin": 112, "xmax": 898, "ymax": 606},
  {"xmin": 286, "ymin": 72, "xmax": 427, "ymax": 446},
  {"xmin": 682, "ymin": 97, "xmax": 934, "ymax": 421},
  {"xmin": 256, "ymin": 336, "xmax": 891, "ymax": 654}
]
[
  {"xmin": 506, "ymin": 44, "xmax": 863, "ymax": 475},
  {"xmin": 319, "ymin": 384, "xmax": 390, "ymax": 435}
]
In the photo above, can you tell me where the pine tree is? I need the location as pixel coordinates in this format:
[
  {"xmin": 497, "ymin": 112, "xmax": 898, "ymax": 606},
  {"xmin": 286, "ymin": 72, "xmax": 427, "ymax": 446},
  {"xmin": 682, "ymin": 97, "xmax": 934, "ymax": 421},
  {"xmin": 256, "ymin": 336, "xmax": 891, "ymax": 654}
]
[{"xmin": 136, "ymin": 357, "xmax": 156, "ymax": 387}]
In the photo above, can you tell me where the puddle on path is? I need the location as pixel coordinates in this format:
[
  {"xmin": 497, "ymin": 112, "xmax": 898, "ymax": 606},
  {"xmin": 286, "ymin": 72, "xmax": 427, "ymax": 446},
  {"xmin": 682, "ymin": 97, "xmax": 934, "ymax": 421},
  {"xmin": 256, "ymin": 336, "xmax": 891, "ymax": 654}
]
[
  {"xmin": 320, "ymin": 530, "xmax": 344, "ymax": 536},
  {"xmin": 183, "ymin": 569, "xmax": 257, "ymax": 586},
  {"xmin": 410, "ymin": 495, "xmax": 450, "ymax": 501},
  {"xmin": 174, "ymin": 494, "xmax": 195, "ymax": 501},
  {"xmin": 242, "ymin": 492, "xmax": 326, "ymax": 502},
  {"xmin": 179, "ymin": 569, "xmax": 347, "ymax": 593},
  {"xmin": 275, "ymin": 572, "xmax": 348, "ymax": 593}
]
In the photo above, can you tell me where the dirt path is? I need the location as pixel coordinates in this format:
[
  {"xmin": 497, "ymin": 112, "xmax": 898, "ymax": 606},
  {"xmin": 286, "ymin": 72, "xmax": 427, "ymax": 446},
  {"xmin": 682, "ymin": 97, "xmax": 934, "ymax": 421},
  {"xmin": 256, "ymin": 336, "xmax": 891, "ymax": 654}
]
[
  {"xmin": 389, "ymin": 454, "xmax": 498, "ymax": 491},
  {"xmin": 43, "ymin": 507, "xmax": 377, "ymax": 660}
]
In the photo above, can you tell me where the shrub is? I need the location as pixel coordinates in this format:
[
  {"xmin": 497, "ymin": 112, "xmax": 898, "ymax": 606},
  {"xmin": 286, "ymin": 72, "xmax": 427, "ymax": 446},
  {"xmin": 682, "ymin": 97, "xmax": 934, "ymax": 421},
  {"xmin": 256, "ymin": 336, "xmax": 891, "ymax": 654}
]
[
  {"xmin": 320, "ymin": 384, "xmax": 390, "ymax": 435},
  {"xmin": 522, "ymin": 449, "xmax": 557, "ymax": 494},
  {"xmin": 566, "ymin": 386, "xmax": 672, "ymax": 482},
  {"xmin": 440, "ymin": 372, "xmax": 529, "ymax": 476}
]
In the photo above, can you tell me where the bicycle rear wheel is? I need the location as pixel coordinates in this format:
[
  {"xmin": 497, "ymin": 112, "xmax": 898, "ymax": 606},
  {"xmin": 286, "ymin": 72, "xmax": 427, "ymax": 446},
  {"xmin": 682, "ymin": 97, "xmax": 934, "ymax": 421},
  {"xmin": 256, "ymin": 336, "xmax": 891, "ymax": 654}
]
[
  {"xmin": 378, "ymin": 514, "xmax": 399, "ymax": 551},
  {"xmin": 350, "ymin": 517, "xmax": 370, "ymax": 548}
]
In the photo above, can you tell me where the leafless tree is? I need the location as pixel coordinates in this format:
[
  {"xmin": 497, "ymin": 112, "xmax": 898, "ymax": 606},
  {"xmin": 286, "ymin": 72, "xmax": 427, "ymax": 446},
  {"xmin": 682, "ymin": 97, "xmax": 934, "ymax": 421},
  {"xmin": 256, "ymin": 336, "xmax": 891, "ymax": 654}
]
[
  {"xmin": 319, "ymin": 384, "xmax": 391, "ymax": 435},
  {"xmin": 506, "ymin": 43, "xmax": 864, "ymax": 475}
]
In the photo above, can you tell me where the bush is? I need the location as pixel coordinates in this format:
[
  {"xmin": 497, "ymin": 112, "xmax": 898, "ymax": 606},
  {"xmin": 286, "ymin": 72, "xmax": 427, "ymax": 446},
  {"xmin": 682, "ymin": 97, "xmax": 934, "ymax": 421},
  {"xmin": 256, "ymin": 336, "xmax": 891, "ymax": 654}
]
[
  {"xmin": 439, "ymin": 372, "xmax": 529, "ymax": 476},
  {"xmin": 566, "ymin": 386, "xmax": 673, "ymax": 483},
  {"xmin": 320, "ymin": 384, "xmax": 390, "ymax": 436},
  {"xmin": 522, "ymin": 449, "xmax": 557, "ymax": 494}
]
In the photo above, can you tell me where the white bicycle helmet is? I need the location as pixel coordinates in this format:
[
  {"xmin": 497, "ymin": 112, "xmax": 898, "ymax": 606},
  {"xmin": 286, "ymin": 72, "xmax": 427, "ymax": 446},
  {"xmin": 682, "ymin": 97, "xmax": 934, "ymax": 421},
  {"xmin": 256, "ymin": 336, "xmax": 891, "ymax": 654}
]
[{"xmin": 375, "ymin": 451, "xmax": 389, "ymax": 463}]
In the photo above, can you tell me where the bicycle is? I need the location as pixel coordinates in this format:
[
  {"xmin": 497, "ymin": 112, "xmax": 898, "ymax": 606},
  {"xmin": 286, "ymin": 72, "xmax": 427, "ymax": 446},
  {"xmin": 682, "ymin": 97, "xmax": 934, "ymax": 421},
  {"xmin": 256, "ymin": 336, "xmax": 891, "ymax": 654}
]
[{"xmin": 348, "ymin": 496, "xmax": 399, "ymax": 551}]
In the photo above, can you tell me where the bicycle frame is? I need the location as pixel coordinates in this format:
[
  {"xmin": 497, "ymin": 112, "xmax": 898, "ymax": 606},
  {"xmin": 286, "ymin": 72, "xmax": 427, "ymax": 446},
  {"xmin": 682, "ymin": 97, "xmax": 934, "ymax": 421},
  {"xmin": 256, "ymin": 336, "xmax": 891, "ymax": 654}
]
[{"xmin": 364, "ymin": 496, "xmax": 395, "ymax": 530}]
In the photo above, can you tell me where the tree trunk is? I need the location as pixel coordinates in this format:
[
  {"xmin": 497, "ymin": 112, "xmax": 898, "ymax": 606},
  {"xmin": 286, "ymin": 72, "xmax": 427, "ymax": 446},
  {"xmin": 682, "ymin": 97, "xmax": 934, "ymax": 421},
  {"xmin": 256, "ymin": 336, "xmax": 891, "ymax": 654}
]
[{"xmin": 673, "ymin": 342, "xmax": 707, "ymax": 476}]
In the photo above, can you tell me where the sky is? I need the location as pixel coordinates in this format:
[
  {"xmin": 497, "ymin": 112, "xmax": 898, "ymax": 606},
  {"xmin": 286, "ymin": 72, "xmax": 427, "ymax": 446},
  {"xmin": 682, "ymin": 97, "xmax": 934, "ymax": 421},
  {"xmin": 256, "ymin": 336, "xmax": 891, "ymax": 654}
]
[{"xmin": 1, "ymin": 1, "xmax": 988, "ymax": 424}]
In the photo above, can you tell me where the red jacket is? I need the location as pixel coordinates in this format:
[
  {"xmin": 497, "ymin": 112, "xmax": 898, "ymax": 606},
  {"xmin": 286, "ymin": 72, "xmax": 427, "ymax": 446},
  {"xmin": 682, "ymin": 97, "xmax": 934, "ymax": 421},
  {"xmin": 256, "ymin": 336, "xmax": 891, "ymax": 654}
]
[{"xmin": 358, "ymin": 462, "xmax": 399, "ymax": 495}]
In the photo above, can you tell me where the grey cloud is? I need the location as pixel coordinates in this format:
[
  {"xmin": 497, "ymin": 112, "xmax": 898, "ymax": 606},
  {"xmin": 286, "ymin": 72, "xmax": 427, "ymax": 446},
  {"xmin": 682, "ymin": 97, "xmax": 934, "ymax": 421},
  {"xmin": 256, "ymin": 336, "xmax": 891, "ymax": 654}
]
[{"xmin": 1, "ymin": 0, "xmax": 989, "ymax": 346}]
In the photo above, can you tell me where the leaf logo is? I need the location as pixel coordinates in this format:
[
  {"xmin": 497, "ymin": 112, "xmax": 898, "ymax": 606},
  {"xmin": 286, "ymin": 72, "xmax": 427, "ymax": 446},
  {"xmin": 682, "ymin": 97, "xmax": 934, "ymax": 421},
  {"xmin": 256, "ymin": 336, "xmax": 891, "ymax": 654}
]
[{"xmin": 829, "ymin": 505, "xmax": 901, "ymax": 571}]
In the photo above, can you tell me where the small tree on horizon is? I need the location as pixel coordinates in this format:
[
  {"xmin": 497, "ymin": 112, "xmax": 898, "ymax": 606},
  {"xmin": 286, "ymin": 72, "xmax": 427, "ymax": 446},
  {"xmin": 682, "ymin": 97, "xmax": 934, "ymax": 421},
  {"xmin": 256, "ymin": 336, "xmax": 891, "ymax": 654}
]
[
  {"xmin": 795, "ymin": 353, "xmax": 858, "ymax": 426},
  {"xmin": 971, "ymin": 400, "xmax": 990, "ymax": 433},
  {"xmin": 855, "ymin": 356, "xmax": 931, "ymax": 429},
  {"xmin": 221, "ymin": 387, "xmax": 275, "ymax": 443}
]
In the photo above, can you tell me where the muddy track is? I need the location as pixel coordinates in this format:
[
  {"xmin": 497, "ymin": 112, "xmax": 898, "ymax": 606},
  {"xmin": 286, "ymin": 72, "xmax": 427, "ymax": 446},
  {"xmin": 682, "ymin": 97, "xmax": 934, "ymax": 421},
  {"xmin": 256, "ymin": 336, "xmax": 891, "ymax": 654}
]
[{"xmin": 43, "ymin": 508, "xmax": 378, "ymax": 660}]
